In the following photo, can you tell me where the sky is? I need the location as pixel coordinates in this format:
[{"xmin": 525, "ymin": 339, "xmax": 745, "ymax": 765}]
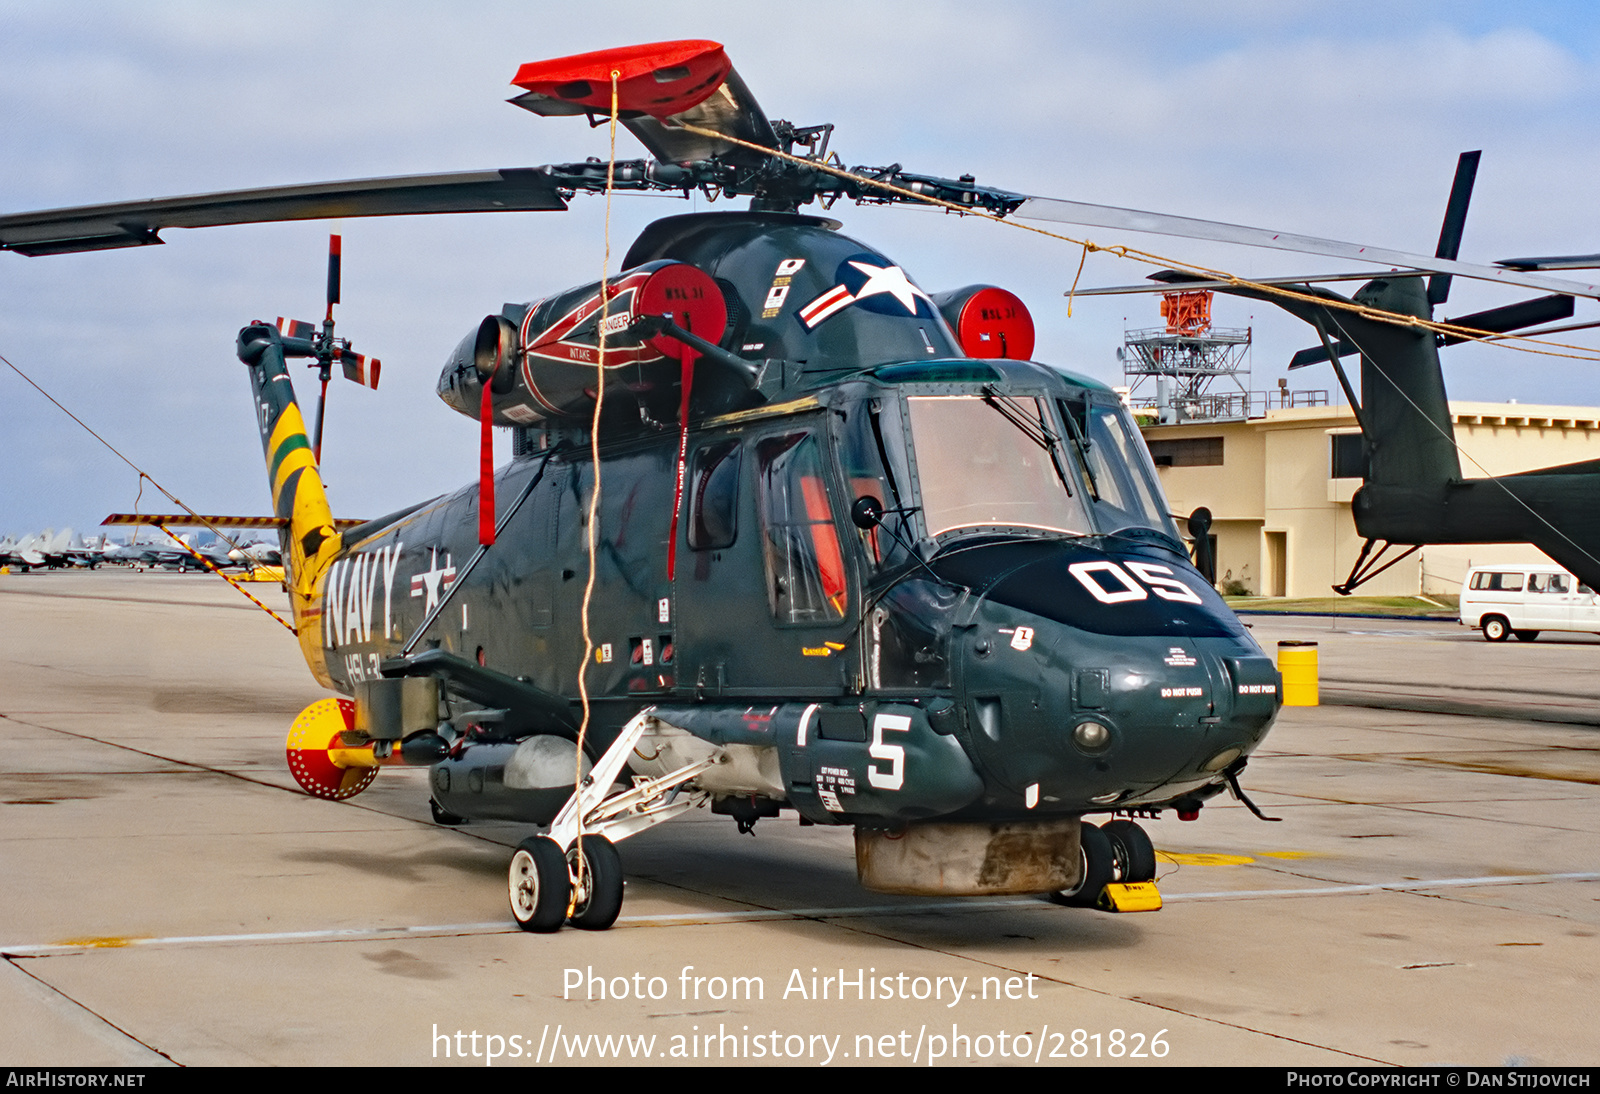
[{"xmin": 3, "ymin": 1, "xmax": 1598, "ymax": 536}]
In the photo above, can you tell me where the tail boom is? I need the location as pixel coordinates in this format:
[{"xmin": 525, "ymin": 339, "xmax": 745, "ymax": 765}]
[{"xmin": 238, "ymin": 322, "xmax": 344, "ymax": 685}]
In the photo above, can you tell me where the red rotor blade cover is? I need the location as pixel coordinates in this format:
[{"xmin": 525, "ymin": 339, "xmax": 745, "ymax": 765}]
[{"xmin": 511, "ymin": 40, "xmax": 731, "ymax": 118}]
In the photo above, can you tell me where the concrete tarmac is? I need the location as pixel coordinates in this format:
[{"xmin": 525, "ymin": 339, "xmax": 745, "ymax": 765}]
[{"xmin": 1, "ymin": 571, "xmax": 1596, "ymax": 1067}]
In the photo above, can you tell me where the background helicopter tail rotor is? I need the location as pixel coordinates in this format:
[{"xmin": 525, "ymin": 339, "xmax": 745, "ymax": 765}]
[{"xmin": 1283, "ymin": 152, "xmax": 1578, "ymax": 370}]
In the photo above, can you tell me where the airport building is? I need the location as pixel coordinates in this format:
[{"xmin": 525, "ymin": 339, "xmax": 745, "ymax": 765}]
[{"xmin": 1141, "ymin": 400, "xmax": 1600, "ymax": 599}]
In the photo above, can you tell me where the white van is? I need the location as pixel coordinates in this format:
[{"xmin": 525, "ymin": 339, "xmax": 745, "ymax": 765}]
[{"xmin": 1460, "ymin": 563, "xmax": 1600, "ymax": 642}]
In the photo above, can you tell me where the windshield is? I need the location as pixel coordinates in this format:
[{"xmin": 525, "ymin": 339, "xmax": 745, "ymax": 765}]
[
  {"xmin": 906, "ymin": 395, "xmax": 1092, "ymax": 537},
  {"xmin": 1073, "ymin": 398, "xmax": 1180, "ymax": 539}
]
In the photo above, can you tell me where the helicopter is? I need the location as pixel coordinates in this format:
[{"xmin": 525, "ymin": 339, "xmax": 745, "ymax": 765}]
[{"xmin": 9, "ymin": 40, "xmax": 1595, "ymax": 933}]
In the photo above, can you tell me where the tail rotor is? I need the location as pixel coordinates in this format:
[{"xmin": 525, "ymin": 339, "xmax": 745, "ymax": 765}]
[{"xmin": 278, "ymin": 233, "xmax": 382, "ymax": 465}]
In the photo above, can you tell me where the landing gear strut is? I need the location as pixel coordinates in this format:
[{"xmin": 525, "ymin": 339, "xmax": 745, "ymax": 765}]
[{"xmin": 508, "ymin": 709, "xmax": 712, "ymax": 933}]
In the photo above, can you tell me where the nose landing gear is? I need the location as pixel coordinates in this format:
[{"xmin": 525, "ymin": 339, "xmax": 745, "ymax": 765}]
[
  {"xmin": 1103, "ymin": 819, "xmax": 1158, "ymax": 883},
  {"xmin": 1049, "ymin": 818, "xmax": 1159, "ymax": 910}
]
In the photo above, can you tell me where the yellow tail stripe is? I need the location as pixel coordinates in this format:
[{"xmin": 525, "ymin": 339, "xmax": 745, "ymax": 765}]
[
  {"xmin": 272, "ymin": 447, "xmax": 320, "ymax": 511},
  {"xmin": 268, "ymin": 401, "xmax": 308, "ymax": 450}
]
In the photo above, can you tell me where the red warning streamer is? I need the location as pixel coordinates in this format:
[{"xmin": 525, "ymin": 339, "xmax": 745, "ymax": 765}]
[
  {"xmin": 666, "ymin": 340, "xmax": 697, "ymax": 582},
  {"xmin": 479, "ymin": 374, "xmax": 496, "ymax": 546}
]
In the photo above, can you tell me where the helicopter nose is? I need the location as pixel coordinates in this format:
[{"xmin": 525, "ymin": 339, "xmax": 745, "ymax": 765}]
[{"xmin": 1038, "ymin": 643, "xmax": 1278, "ymax": 807}]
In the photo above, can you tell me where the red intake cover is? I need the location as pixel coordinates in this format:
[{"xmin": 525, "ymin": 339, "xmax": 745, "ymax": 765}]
[
  {"xmin": 511, "ymin": 40, "xmax": 730, "ymax": 118},
  {"xmin": 634, "ymin": 262, "xmax": 727, "ymax": 359},
  {"xmin": 951, "ymin": 286, "xmax": 1035, "ymax": 360}
]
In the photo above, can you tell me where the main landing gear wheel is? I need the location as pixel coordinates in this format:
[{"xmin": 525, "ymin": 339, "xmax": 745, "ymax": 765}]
[
  {"xmin": 509, "ymin": 836, "xmax": 568, "ymax": 933},
  {"xmin": 1482, "ymin": 616, "xmax": 1510, "ymax": 642},
  {"xmin": 1102, "ymin": 819, "xmax": 1158, "ymax": 883},
  {"xmin": 1050, "ymin": 821, "xmax": 1115, "ymax": 908},
  {"xmin": 566, "ymin": 836, "xmax": 624, "ymax": 931}
]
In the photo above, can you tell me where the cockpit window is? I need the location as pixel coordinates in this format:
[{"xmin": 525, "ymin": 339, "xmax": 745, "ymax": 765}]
[
  {"xmin": 1056, "ymin": 397, "xmax": 1178, "ymax": 540},
  {"xmin": 834, "ymin": 398, "xmax": 912, "ymax": 567},
  {"xmin": 906, "ymin": 395, "xmax": 1092, "ymax": 537}
]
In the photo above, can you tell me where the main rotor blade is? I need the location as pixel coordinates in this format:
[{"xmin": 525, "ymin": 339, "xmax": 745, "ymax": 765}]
[
  {"xmin": 1012, "ymin": 195, "xmax": 1600, "ymax": 300},
  {"xmin": 0, "ymin": 169, "xmax": 568, "ymax": 256},
  {"xmin": 1497, "ymin": 254, "xmax": 1600, "ymax": 271},
  {"xmin": 1287, "ymin": 293, "xmax": 1576, "ymax": 367},
  {"xmin": 621, "ymin": 68, "xmax": 779, "ymax": 165},
  {"xmin": 1070, "ymin": 269, "xmax": 1429, "ymax": 296},
  {"xmin": 1438, "ymin": 293, "xmax": 1575, "ymax": 346},
  {"xmin": 1428, "ymin": 150, "xmax": 1480, "ymax": 306}
]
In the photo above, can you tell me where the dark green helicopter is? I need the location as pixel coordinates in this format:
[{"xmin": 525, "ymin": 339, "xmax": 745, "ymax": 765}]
[
  {"xmin": 22, "ymin": 38, "xmax": 1506, "ymax": 933},
  {"xmin": 1085, "ymin": 151, "xmax": 1600, "ymax": 602}
]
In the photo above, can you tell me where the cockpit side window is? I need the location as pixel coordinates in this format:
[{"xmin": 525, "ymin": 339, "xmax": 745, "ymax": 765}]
[
  {"xmin": 688, "ymin": 439, "xmax": 741, "ymax": 551},
  {"xmin": 1059, "ymin": 396, "xmax": 1179, "ymax": 539},
  {"xmin": 834, "ymin": 399, "xmax": 909, "ymax": 566},
  {"xmin": 755, "ymin": 431, "xmax": 848, "ymax": 624}
]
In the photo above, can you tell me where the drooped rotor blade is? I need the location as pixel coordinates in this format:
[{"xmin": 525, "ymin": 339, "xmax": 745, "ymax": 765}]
[
  {"xmin": 1437, "ymin": 293, "xmax": 1575, "ymax": 346},
  {"xmin": 1428, "ymin": 150, "xmax": 1480, "ymax": 306},
  {"xmin": 1011, "ymin": 195, "xmax": 1600, "ymax": 300},
  {"xmin": 0, "ymin": 169, "xmax": 568, "ymax": 256},
  {"xmin": 1070, "ymin": 268, "xmax": 1429, "ymax": 296},
  {"xmin": 1497, "ymin": 254, "xmax": 1600, "ymax": 271},
  {"xmin": 508, "ymin": 39, "xmax": 778, "ymax": 165},
  {"xmin": 1288, "ymin": 293, "xmax": 1576, "ymax": 367}
]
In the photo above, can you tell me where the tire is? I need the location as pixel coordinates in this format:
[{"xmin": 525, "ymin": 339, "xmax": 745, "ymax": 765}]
[
  {"xmin": 1101, "ymin": 819, "xmax": 1157, "ymax": 883},
  {"xmin": 1482, "ymin": 616, "xmax": 1510, "ymax": 642},
  {"xmin": 1513, "ymin": 630, "xmax": 1541, "ymax": 642},
  {"xmin": 566, "ymin": 835, "xmax": 624, "ymax": 931},
  {"xmin": 509, "ymin": 836, "xmax": 568, "ymax": 933},
  {"xmin": 1049, "ymin": 821, "xmax": 1115, "ymax": 908}
]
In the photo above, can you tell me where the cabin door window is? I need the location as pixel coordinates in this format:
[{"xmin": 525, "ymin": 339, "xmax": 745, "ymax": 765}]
[{"xmin": 755, "ymin": 431, "xmax": 849, "ymax": 624}]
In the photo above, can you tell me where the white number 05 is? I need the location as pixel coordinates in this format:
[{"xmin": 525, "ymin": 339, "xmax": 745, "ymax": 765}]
[{"xmin": 1068, "ymin": 561, "xmax": 1202, "ymax": 606}]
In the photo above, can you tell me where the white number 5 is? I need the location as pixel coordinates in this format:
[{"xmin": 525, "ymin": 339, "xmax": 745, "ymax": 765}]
[
  {"xmin": 1125, "ymin": 562, "xmax": 1203, "ymax": 604},
  {"xmin": 868, "ymin": 713, "xmax": 910, "ymax": 790}
]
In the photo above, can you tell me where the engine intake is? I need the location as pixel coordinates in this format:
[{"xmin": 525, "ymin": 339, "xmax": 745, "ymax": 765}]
[{"xmin": 438, "ymin": 259, "xmax": 737, "ymax": 430}]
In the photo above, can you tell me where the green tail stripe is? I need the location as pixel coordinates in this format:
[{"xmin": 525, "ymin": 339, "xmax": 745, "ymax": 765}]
[{"xmin": 269, "ymin": 432, "xmax": 311, "ymax": 487}]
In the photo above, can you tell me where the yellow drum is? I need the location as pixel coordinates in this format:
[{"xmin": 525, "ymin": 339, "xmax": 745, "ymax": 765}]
[{"xmin": 1277, "ymin": 640, "xmax": 1319, "ymax": 706}]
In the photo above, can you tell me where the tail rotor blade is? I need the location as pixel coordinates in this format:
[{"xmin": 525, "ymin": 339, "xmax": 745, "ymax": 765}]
[
  {"xmin": 340, "ymin": 350, "xmax": 381, "ymax": 389},
  {"xmin": 326, "ymin": 233, "xmax": 342, "ymax": 317}
]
